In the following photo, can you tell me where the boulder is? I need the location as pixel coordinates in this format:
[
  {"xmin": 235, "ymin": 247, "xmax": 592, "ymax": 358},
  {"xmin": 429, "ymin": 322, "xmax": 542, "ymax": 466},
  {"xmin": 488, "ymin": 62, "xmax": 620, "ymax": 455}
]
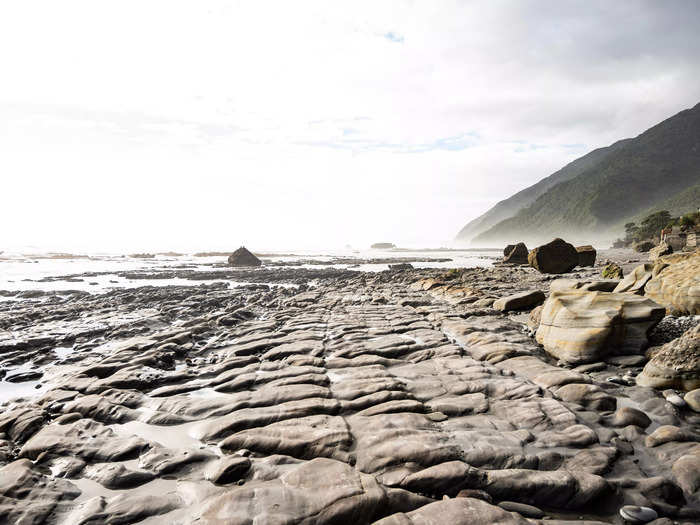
[
  {"xmin": 535, "ymin": 290, "xmax": 665, "ymax": 364},
  {"xmin": 503, "ymin": 243, "xmax": 529, "ymax": 264},
  {"xmin": 649, "ymin": 242, "xmax": 673, "ymax": 261},
  {"xmin": 635, "ymin": 241, "xmax": 655, "ymax": 253},
  {"xmin": 227, "ymin": 247, "xmax": 261, "ymax": 267},
  {"xmin": 503, "ymin": 244, "xmax": 516, "ymax": 257},
  {"xmin": 644, "ymin": 251, "xmax": 700, "ymax": 315},
  {"xmin": 493, "ymin": 290, "xmax": 545, "ymax": 312},
  {"xmin": 636, "ymin": 324, "xmax": 700, "ymax": 391},
  {"xmin": 389, "ymin": 263, "xmax": 413, "ymax": 271},
  {"xmin": 528, "ymin": 238, "xmax": 579, "ymax": 274},
  {"xmin": 602, "ymin": 263, "xmax": 623, "ymax": 279},
  {"xmin": 576, "ymin": 245, "xmax": 597, "ymax": 267}
]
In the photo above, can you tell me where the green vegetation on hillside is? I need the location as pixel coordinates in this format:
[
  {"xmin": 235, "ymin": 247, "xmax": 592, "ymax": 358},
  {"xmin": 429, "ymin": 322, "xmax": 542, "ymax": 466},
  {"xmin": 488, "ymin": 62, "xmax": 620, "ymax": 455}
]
[
  {"xmin": 462, "ymin": 102, "xmax": 700, "ymax": 245},
  {"xmin": 456, "ymin": 140, "xmax": 628, "ymax": 241}
]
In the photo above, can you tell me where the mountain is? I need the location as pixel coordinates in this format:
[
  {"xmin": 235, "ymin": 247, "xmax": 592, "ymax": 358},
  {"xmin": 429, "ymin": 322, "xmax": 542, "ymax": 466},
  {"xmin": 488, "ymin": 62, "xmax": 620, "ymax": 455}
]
[
  {"xmin": 455, "ymin": 140, "xmax": 629, "ymax": 241},
  {"xmin": 458, "ymin": 102, "xmax": 700, "ymax": 246}
]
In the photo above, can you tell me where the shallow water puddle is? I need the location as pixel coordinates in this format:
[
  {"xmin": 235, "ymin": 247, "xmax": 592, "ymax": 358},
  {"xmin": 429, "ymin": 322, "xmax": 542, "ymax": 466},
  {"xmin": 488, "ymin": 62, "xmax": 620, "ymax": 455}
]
[{"xmin": 110, "ymin": 419, "xmax": 205, "ymax": 450}]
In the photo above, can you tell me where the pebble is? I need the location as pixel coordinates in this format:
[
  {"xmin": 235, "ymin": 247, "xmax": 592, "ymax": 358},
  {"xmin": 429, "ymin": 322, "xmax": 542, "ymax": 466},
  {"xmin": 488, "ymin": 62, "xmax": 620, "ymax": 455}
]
[
  {"xmin": 619, "ymin": 505, "xmax": 658, "ymax": 523},
  {"xmin": 662, "ymin": 389, "xmax": 686, "ymax": 408}
]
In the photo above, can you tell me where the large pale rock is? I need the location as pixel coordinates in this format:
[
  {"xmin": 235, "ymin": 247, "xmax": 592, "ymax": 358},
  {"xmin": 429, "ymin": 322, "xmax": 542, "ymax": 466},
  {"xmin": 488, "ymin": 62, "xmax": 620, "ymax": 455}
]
[
  {"xmin": 644, "ymin": 251, "xmax": 700, "ymax": 315},
  {"xmin": 535, "ymin": 290, "xmax": 665, "ymax": 364},
  {"xmin": 528, "ymin": 238, "xmax": 579, "ymax": 274},
  {"xmin": 576, "ymin": 245, "xmax": 597, "ymax": 267},
  {"xmin": 637, "ymin": 324, "xmax": 700, "ymax": 391}
]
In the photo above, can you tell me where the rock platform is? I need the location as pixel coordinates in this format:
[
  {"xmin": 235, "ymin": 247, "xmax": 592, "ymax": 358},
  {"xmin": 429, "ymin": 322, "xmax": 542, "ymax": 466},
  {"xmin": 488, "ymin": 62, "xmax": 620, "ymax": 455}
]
[{"xmin": 0, "ymin": 258, "xmax": 698, "ymax": 524}]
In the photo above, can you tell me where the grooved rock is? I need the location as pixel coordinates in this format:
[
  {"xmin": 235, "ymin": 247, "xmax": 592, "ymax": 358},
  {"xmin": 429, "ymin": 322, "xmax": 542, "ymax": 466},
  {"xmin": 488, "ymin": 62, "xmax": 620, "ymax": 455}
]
[
  {"xmin": 644, "ymin": 251, "xmax": 700, "ymax": 315},
  {"xmin": 227, "ymin": 246, "xmax": 261, "ymax": 267},
  {"xmin": 195, "ymin": 458, "xmax": 430, "ymax": 524},
  {"xmin": 374, "ymin": 497, "xmax": 531, "ymax": 525},
  {"xmin": 535, "ymin": 290, "xmax": 665, "ymax": 364},
  {"xmin": 576, "ymin": 245, "xmax": 597, "ymax": 267},
  {"xmin": 637, "ymin": 324, "xmax": 700, "ymax": 391},
  {"xmin": 503, "ymin": 243, "xmax": 529, "ymax": 264},
  {"xmin": 493, "ymin": 290, "xmax": 545, "ymax": 312},
  {"xmin": 483, "ymin": 468, "xmax": 610, "ymax": 509},
  {"xmin": 0, "ymin": 459, "xmax": 81, "ymax": 524},
  {"xmin": 528, "ymin": 238, "xmax": 579, "ymax": 274}
]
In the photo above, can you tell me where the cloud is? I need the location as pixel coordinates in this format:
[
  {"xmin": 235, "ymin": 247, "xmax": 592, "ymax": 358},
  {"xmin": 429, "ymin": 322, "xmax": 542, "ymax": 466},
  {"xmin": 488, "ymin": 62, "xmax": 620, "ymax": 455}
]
[
  {"xmin": 0, "ymin": 0, "xmax": 699, "ymax": 250},
  {"xmin": 383, "ymin": 32, "xmax": 404, "ymax": 43}
]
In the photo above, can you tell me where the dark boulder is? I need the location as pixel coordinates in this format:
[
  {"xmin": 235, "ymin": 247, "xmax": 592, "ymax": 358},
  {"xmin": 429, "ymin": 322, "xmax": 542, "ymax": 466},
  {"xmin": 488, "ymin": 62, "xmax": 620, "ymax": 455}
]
[
  {"xmin": 635, "ymin": 241, "xmax": 655, "ymax": 253},
  {"xmin": 576, "ymin": 245, "xmax": 596, "ymax": 267},
  {"xmin": 503, "ymin": 243, "xmax": 529, "ymax": 264},
  {"xmin": 528, "ymin": 238, "xmax": 578, "ymax": 274},
  {"xmin": 227, "ymin": 247, "xmax": 262, "ymax": 267}
]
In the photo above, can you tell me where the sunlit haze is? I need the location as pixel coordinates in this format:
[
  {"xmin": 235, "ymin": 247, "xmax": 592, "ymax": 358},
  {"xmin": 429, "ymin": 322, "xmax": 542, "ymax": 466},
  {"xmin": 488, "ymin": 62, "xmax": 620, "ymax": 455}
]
[{"xmin": 2, "ymin": 1, "xmax": 699, "ymax": 252}]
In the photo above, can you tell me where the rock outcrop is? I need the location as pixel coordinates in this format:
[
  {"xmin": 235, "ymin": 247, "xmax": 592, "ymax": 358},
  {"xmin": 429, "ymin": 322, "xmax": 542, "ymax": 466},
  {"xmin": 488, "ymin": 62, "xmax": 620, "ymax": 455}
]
[
  {"xmin": 649, "ymin": 241, "xmax": 673, "ymax": 260},
  {"xmin": 503, "ymin": 243, "xmax": 529, "ymax": 265},
  {"xmin": 637, "ymin": 324, "xmax": 700, "ymax": 390},
  {"xmin": 528, "ymin": 238, "xmax": 578, "ymax": 274},
  {"xmin": 536, "ymin": 290, "xmax": 665, "ymax": 364},
  {"xmin": 576, "ymin": 245, "xmax": 597, "ymax": 267},
  {"xmin": 644, "ymin": 251, "xmax": 700, "ymax": 315},
  {"xmin": 228, "ymin": 247, "xmax": 262, "ymax": 267}
]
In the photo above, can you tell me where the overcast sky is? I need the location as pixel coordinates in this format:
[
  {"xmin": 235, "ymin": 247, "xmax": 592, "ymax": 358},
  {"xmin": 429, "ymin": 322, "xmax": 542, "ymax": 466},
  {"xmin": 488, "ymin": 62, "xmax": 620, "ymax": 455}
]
[{"xmin": 2, "ymin": 1, "xmax": 699, "ymax": 252}]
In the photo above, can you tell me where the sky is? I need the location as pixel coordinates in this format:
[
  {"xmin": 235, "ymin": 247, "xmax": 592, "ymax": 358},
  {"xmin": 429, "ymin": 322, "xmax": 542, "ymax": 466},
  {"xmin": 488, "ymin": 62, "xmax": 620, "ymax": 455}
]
[{"xmin": 1, "ymin": 1, "xmax": 700, "ymax": 252}]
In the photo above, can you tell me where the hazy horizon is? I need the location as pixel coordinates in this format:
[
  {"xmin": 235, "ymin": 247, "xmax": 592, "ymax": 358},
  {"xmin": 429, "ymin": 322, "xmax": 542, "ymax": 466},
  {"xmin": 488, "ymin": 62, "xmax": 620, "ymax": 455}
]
[{"xmin": 3, "ymin": 1, "xmax": 700, "ymax": 252}]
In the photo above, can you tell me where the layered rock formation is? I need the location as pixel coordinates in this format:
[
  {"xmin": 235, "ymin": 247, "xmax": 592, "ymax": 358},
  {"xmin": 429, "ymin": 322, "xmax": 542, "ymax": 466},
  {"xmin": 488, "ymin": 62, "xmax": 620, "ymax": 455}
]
[
  {"xmin": 536, "ymin": 288, "xmax": 665, "ymax": 364},
  {"xmin": 644, "ymin": 251, "xmax": 700, "ymax": 315}
]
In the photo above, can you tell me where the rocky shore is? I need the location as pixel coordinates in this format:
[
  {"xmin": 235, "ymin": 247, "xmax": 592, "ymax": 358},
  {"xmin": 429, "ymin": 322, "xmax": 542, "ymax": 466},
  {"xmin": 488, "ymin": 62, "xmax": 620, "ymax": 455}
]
[{"xmin": 1, "ymin": 249, "xmax": 699, "ymax": 524}]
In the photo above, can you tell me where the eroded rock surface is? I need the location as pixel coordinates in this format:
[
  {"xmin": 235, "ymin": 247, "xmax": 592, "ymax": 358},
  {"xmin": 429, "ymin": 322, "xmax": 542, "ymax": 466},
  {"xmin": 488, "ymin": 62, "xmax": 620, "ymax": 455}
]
[
  {"xmin": 1, "ymin": 253, "xmax": 699, "ymax": 524},
  {"xmin": 536, "ymin": 289, "xmax": 665, "ymax": 364}
]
